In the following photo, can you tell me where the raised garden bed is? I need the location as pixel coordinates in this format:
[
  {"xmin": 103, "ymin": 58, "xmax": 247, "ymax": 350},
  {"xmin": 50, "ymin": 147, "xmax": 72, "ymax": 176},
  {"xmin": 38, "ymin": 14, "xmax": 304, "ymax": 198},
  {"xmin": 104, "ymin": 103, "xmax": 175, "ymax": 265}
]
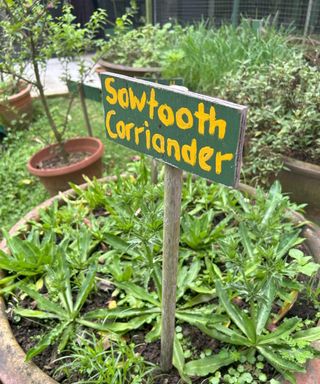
[{"xmin": 0, "ymin": 171, "xmax": 320, "ymax": 384}]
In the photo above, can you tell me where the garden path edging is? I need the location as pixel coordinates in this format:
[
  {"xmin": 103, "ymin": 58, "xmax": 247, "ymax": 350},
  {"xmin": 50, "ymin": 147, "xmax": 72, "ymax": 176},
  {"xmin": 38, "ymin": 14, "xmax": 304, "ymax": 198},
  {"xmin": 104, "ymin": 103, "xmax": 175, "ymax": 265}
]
[{"xmin": 0, "ymin": 179, "xmax": 319, "ymax": 384}]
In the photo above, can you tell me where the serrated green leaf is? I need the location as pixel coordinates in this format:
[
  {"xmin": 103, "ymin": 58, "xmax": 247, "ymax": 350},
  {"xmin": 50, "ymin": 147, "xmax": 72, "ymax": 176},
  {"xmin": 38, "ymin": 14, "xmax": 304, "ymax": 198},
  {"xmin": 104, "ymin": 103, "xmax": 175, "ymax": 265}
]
[
  {"xmin": 258, "ymin": 318, "xmax": 300, "ymax": 345},
  {"xmin": 239, "ymin": 223, "xmax": 254, "ymax": 259},
  {"xmin": 104, "ymin": 233, "xmax": 134, "ymax": 255},
  {"xmin": 58, "ymin": 323, "xmax": 74, "ymax": 353},
  {"xmin": 73, "ymin": 265, "xmax": 96, "ymax": 313},
  {"xmin": 173, "ymin": 334, "xmax": 191, "ymax": 384},
  {"xmin": 83, "ymin": 307, "xmax": 160, "ymax": 320},
  {"xmin": 176, "ymin": 311, "xmax": 227, "ymax": 327},
  {"xmin": 256, "ymin": 278, "xmax": 276, "ymax": 335},
  {"xmin": 145, "ymin": 317, "xmax": 161, "ymax": 342},
  {"xmin": 293, "ymin": 327, "xmax": 320, "ymax": 343},
  {"xmin": 19, "ymin": 284, "xmax": 67, "ymax": 319},
  {"xmin": 14, "ymin": 308, "xmax": 60, "ymax": 319},
  {"xmin": 26, "ymin": 322, "xmax": 68, "ymax": 361},
  {"xmin": 181, "ymin": 293, "xmax": 216, "ymax": 309},
  {"xmin": 78, "ymin": 313, "xmax": 157, "ymax": 333},
  {"xmin": 215, "ymin": 280, "xmax": 256, "ymax": 342},
  {"xmin": 184, "ymin": 349, "xmax": 236, "ymax": 376},
  {"xmin": 258, "ymin": 346, "xmax": 306, "ymax": 374},
  {"xmin": 116, "ymin": 281, "xmax": 160, "ymax": 306}
]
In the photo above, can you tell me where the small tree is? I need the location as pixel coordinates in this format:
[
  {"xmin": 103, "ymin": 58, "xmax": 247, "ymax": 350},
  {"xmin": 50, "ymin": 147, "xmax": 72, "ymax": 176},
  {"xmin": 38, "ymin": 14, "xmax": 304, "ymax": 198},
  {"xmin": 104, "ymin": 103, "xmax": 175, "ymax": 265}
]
[
  {"xmin": 0, "ymin": 1, "xmax": 63, "ymax": 143},
  {"xmin": 0, "ymin": 1, "xmax": 107, "ymax": 155},
  {"xmin": 49, "ymin": 4, "xmax": 107, "ymax": 137}
]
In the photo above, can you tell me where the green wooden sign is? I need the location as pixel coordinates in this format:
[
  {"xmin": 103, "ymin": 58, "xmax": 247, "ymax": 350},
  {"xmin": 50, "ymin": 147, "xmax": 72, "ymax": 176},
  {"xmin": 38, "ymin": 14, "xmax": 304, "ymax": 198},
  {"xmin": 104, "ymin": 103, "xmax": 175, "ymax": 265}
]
[{"xmin": 100, "ymin": 72, "xmax": 247, "ymax": 187}]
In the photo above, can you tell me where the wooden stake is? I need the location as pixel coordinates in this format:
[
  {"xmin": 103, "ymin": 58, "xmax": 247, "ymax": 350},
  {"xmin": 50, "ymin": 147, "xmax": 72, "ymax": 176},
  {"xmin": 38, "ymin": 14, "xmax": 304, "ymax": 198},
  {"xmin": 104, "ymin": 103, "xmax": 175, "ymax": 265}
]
[{"xmin": 160, "ymin": 164, "xmax": 183, "ymax": 372}]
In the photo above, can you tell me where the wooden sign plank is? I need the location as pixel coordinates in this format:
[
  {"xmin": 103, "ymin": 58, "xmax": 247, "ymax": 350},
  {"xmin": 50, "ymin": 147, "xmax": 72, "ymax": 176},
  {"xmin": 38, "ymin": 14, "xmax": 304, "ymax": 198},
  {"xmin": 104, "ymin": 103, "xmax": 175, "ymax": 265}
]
[{"xmin": 100, "ymin": 72, "xmax": 247, "ymax": 187}]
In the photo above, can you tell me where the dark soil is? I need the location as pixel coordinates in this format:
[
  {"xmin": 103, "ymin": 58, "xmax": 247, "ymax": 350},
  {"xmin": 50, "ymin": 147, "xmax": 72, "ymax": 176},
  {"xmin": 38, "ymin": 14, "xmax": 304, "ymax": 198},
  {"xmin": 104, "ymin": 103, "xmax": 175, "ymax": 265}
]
[
  {"xmin": 37, "ymin": 151, "xmax": 91, "ymax": 170},
  {"xmin": 287, "ymin": 292, "xmax": 319, "ymax": 320}
]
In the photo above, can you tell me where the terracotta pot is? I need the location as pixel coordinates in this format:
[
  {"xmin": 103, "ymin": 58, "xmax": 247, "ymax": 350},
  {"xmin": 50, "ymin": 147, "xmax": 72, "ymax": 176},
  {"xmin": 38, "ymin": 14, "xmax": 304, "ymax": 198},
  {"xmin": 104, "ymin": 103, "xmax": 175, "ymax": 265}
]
[
  {"xmin": 0, "ymin": 180, "xmax": 319, "ymax": 384},
  {"xmin": 97, "ymin": 58, "xmax": 162, "ymax": 78},
  {"xmin": 27, "ymin": 137, "xmax": 104, "ymax": 196},
  {"xmin": 277, "ymin": 156, "xmax": 320, "ymax": 210},
  {"xmin": 0, "ymin": 82, "xmax": 33, "ymax": 126}
]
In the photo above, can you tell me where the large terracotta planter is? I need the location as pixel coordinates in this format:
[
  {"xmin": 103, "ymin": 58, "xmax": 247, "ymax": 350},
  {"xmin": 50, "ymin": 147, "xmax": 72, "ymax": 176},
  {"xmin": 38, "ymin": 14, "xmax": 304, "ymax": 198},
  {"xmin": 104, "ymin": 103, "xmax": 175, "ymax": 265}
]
[
  {"xmin": 97, "ymin": 58, "xmax": 162, "ymax": 78},
  {"xmin": 277, "ymin": 156, "xmax": 320, "ymax": 210},
  {"xmin": 0, "ymin": 82, "xmax": 33, "ymax": 126},
  {"xmin": 0, "ymin": 180, "xmax": 319, "ymax": 384},
  {"xmin": 27, "ymin": 137, "xmax": 104, "ymax": 196}
]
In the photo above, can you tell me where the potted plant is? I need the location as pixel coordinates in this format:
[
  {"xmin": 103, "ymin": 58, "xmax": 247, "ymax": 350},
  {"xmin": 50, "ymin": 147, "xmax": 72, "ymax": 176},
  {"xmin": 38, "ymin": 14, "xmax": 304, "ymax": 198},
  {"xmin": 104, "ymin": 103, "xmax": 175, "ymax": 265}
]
[
  {"xmin": 0, "ymin": 1, "xmax": 106, "ymax": 196},
  {"xmin": 98, "ymin": 17, "xmax": 185, "ymax": 78},
  {"xmin": 0, "ymin": 75, "xmax": 33, "ymax": 128},
  {"xmin": 0, "ymin": 166, "xmax": 319, "ymax": 384},
  {"xmin": 217, "ymin": 56, "xmax": 320, "ymax": 210}
]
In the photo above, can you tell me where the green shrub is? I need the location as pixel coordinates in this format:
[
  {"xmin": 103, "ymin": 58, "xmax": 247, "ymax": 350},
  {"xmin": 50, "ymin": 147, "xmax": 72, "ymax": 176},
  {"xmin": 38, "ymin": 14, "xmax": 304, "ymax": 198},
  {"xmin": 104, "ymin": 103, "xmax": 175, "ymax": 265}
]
[
  {"xmin": 219, "ymin": 58, "xmax": 320, "ymax": 185},
  {"xmin": 102, "ymin": 23, "xmax": 185, "ymax": 68}
]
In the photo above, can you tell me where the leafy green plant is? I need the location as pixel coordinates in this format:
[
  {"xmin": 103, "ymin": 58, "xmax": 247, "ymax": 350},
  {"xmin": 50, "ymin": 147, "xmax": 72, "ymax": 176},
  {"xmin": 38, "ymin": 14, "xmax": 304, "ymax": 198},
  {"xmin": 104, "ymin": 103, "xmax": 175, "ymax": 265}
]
[
  {"xmin": 0, "ymin": 229, "xmax": 55, "ymax": 293},
  {"xmin": 185, "ymin": 275, "xmax": 320, "ymax": 384},
  {"xmin": 2, "ymin": 163, "xmax": 319, "ymax": 384},
  {"xmin": 102, "ymin": 22, "xmax": 185, "ymax": 69},
  {"xmin": 54, "ymin": 332, "xmax": 155, "ymax": 384},
  {"xmin": 14, "ymin": 256, "xmax": 97, "ymax": 360},
  {"xmin": 50, "ymin": 4, "xmax": 107, "ymax": 137},
  {"xmin": 181, "ymin": 209, "xmax": 231, "ymax": 250},
  {"xmin": 163, "ymin": 18, "xmax": 297, "ymax": 91},
  {"xmin": 218, "ymin": 58, "xmax": 320, "ymax": 185}
]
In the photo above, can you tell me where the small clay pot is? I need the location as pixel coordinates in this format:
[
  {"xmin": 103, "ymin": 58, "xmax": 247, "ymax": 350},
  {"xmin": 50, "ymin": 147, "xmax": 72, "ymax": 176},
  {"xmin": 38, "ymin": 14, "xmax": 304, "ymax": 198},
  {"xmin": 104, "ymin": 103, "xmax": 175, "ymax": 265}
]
[
  {"xmin": 0, "ymin": 82, "xmax": 33, "ymax": 126},
  {"xmin": 27, "ymin": 137, "xmax": 104, "ymax": 196}
]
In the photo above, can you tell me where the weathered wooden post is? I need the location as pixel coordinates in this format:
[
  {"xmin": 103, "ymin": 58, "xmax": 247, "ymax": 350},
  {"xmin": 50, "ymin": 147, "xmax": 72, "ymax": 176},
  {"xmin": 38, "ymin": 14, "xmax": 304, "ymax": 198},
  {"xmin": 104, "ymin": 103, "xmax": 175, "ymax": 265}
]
[
  {"xmin": 160, "ymin": 164, "xmax": 182, "ymax": 370},
  {"xmin": 100, "ymin": 72, "xmax": 247, "ymax": 373}
]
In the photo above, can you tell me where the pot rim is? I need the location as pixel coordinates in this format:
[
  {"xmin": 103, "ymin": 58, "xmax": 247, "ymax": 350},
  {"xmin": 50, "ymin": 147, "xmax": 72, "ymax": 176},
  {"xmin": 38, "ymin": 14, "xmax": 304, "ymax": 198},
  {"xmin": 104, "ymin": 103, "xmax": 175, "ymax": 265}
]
[
  {"xmin": 0, "ymin": 179, "xmax": 319, "ymax": 384},
  {"xmin": 6, "ymin": 82, "xmax": 32, "ymax": 103},
  {"xmin": 283, "ymin": 156, "xmax": 320, "ymax": 179},
  {"xmin": 98, "ymin": 58, "xmax": 162, "ymax": 73},
  {"xmin": 27, "ymin": 137, "xmax": 104, "ymax": 177}
]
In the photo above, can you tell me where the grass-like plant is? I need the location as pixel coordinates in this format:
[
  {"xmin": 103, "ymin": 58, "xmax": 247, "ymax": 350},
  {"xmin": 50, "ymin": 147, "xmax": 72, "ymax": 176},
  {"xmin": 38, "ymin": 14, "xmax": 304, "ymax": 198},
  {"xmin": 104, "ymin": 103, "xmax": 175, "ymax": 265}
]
[
  {"xmin": 163, "ymin": 19, "xmax": 297, "ymax": 92},
  {"xmin": 53, "ymin": 332, "xmax": 155, "ymax": 384}
]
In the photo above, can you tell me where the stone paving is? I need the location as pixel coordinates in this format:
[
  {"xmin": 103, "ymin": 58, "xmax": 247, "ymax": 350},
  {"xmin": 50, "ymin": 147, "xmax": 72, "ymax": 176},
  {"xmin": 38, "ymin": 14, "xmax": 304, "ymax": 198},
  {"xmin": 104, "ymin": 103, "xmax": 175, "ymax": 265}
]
[{"xmin": 29, "ymin": 55, "xmax": 101, "ymax": 97}]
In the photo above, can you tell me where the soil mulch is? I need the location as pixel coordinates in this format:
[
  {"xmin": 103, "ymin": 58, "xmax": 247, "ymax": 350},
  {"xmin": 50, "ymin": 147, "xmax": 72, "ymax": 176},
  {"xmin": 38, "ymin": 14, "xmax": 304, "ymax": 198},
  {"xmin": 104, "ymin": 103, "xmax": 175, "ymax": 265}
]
[{"xmin": 37, "ymin": 151, "xmax": 91, "ymax": 170}]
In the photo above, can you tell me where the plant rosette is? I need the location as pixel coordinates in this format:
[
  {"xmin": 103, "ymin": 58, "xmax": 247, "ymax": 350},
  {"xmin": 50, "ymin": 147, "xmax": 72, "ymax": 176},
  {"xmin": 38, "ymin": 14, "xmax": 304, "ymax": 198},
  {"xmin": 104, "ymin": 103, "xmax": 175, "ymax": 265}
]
[
  {"xmin": 27, "ymin": 137, "xmax": 104, "ymax": 196},
  {"xmin": 0, "ymin": 171, "xmax": 320, "ymax": 384},
  {"xmin": 0, "ymin": 81, "xmax": 33, "ymax": 127}
]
